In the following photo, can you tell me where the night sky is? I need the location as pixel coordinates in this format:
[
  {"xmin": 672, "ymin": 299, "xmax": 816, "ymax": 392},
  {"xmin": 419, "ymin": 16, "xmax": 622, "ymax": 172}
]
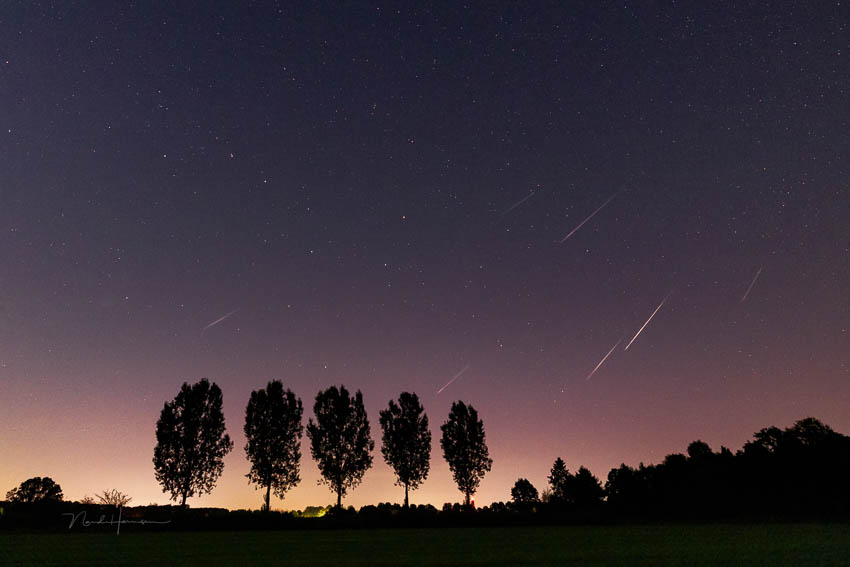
[{"xmin": 1, "ymin": 2, "xmax": 848, "ymax": 510}]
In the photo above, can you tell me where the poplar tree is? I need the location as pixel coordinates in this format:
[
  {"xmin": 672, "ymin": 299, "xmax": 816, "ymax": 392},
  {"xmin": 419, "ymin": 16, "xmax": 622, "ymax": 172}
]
[
  {"xmin": 379, "ymin": 392, "xmax": 431, "ymax": 507},
  {"xmin": 153, "ymin": 378, "xmax": 233, "ymax": 506},
  {"xmin": 440, "ymin": 400, "xmax": 492, "ymax": 506}
]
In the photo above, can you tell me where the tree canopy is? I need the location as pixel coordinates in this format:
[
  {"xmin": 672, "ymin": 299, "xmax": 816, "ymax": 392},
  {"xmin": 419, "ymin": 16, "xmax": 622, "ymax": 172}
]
[
  {"xmin": 548, "ymin": 457, "xmax": 570, "ymax": 503},
  {"xmin": 5, "ymin": 477, "xmax": 63, "ymax": 502},
  {"xmin": 153, "ymin": 378, "xmax": 234, "ymax": 506},
  {"xmin": 306, "ymin": 385, "xmax": 374, "ymax": 507},
  {"xmin": 603, "ymin": 417, "xmax": 850, "ymax": 519},
  {"xmin": 511, "ymin": 478, "xmax": 539, "ymax": 504},
  {"xmin": 379, "ymin": 392, "xmax": 431, "ymax": 507},
  {"xmin": 440, "ymin": 400, "xmax": 492, "ymax": 506},
  {"xmin": 569, "ymin": 466, "xmax": 604, "ymax": 507},
  {"xmin": 244, "ymin": 380, "xmax": 304, "ymax": 511}
]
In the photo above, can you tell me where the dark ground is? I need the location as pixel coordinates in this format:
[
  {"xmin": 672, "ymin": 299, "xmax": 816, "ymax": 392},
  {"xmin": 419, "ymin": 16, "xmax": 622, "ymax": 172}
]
[{"xmin": 3, "ymin": 523, "xmax": 849, "ymax": 566}]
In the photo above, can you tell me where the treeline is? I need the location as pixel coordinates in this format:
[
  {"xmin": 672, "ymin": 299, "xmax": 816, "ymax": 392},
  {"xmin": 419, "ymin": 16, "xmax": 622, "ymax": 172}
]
[
  {"xmin": 603, "ymin": 417, "xmax": 850, "ymax": 519},
  {"xmin": 4, "ymin": 414, "xmax": 850, "ymax": 530},
  {"xmin": 151, "ymin": 379, "xmax": 491, "ymax": 510},
  {"xmin": 4, "ymin": 378, "xmax": 489, "ymax": 512},
  {"xmin": 500, "ymin": 416, "xmax": 850, "ymax": 521},
  {"xmin": 5, "ymin": 376, "xmax": 850, "ymax": 522}
]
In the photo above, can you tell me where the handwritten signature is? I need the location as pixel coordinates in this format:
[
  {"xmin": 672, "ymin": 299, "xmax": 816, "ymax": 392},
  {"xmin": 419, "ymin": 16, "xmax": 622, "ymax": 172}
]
[{"xmin": 63, "ymin": 508, "xmax": 171, "ymax": 534}]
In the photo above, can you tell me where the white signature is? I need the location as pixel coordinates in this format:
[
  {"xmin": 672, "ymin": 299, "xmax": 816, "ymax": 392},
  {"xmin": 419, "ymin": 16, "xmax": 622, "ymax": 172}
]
[{"xmin": 63, "ymin": 507, "xmax": 171, "ymax": 534}]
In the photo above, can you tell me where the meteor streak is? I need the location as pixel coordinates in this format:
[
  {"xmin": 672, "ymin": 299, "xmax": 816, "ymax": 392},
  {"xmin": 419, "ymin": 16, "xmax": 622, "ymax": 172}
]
[
  {"xmin": 740, "ymin": 266, "xmax": 763, "ymax": 303},
  {"xmin": 586, "ymin": 339, "xmax": 621, "ymax": 381},
  {"xmin": 558, "ymin": 191, "xmax": 618, "ymax": 243},
  {"xmin": 624, "ymin": 294, "xmax": 670, "ymax": 351},
  {"xmin": 202, "ymin": 308, "xmax": 240, "ymax": 332},
  {"xmin": 501, "ymin": 191, "xmax": 536, "ymax": 216},
  {"xmin": 437, "ymin": 364, "xmax": 470, "ymax": 394}
]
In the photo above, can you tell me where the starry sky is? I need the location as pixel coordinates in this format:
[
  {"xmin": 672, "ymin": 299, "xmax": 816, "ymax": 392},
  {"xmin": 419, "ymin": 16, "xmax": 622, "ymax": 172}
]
[{"xmin": 1, "ymin": 2, "xmax": 848, "ymax": 510}]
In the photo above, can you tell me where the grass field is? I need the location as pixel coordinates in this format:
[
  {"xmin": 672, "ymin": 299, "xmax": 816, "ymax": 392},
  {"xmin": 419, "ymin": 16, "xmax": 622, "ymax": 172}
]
[{"xmin": 3, "ymin": 524, "xmax": 849, "ymax": 566}]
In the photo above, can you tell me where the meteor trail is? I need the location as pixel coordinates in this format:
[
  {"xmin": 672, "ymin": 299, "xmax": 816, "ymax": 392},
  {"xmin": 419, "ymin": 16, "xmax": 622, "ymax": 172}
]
[
  {"xmin": 501, "ymin": 191, "xmax": 536, "ymax": 216},
  {"xmin": 740, "ymin": 266, "xmax": 763, "ymax": 303},
  {"xmin": 586, "ymin": 339, "xmax": 621, "ymax": 381},
  {"xmin": 558, "ymin": 191, "xmax": 618, "ymax": 243},
  {"xmin": 202, "ymin": 308, "xmax": 239, "ymax": 332},
  {"xmin": 624, "ymin": 294, "xmax": 670, "ymax": 351},
  {"xmin": 437, "ymin": 364, "xmax": 470, "ymax": 395}
]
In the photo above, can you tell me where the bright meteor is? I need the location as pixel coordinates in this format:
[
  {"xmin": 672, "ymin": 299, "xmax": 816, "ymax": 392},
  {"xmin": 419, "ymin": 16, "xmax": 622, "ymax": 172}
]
[
  {"xmin": 624, "ymin": 294, "xmax": 670, "ymax": 351},
  {"xmin": 437, "ymin": 364, "xmax": 470, "ymax": 395},
  {"xmin": 558, "ymin": 191, "xmax": 619, "ymax": 243},
  {"xmin": 586, "ymin": 339, "xmax": 621, "ymax": 381},
  {"xmin": 202, "ymin": 308, "xmax": 240, "ymax": 333}
]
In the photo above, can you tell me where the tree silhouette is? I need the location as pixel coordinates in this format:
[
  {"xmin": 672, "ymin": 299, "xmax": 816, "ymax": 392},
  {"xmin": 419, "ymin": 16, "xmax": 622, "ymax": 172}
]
[
  {"xmin": 548, "ymin": 457, "xmax": 570, "ymax": 503},
  {"xmin": 605, "ymin": 463, "xmax": 647, "ymax": 511},
  {"xmin": 687, "ymin": 440, "xmax": 713, "ymax": 460},
  {"xmin": 244, "ymin": 380, "xmax": 304, "ymax": 511},
  {"xmin": 306, "ymin": 385, "xmax": 374, "ymax": 508},
  {"xmin": 510, "ymin": 478, "xmax": 539, "ymax": 504},
  {"xmin": 568, "ymin": 466, "xmax": 604, "ymax": 507},
  {"xmin": 5, "ymin": 477, "xmax": 63, "ymax": 502},
  {"xmin": 95, "ymin": 489, "xmax": 132, "ymax": 507},
  {"xmin": 153, "ymin": 378, "xmax": 233, "ymax": 506},
  {"xmin": 379, "ymin": 392, "xmax": 431, "ymax": 507},
  {"xmin": 440, "ymin": 401, "xmax": 492, "ymax": 506},
  {"xmin": 786, "ymin": 417, "xmax": 834, "ymax": 447},
  {"xmin": 598, "ymin": 417, "xmax": 850, "ymax": 520},
  {"xmin": 744, "ymin": 426, "xmax": 784, "ymax": 455}
]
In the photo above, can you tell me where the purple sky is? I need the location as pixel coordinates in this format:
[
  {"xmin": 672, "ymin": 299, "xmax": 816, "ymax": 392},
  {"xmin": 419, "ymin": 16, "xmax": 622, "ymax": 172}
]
[{"xmin": 1, "ymin": 2, "xmax": 848, "ymax": 510}]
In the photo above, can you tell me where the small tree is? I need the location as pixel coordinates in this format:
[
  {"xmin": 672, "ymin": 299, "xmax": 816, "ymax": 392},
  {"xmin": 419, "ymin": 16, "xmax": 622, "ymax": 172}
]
[
  {"xmin": 379, "ymin": 392, "xmax": 432, "ymax": 507},
  {"xmin": 96, "ymin": 489, "xmax": 132, "ymax": 507},
  {"xmin": 244, "ymin": 380, "xmax": 304, "ymax": 511},
  {"xmin": 5, "ymin": 477, "xmax": 63, "ymax": 502},
  {"xmin": 440, "ymin": 401, "xmax": 493, "ymax": 506},
  {"xmin": 548, "ymin": 458, "xmax": 571, "ymax": 502},
  {"xmin": 306, "ymin": 385, "xmax": 374, "ymax": 508},
  {"xmin": 511, "ymin": 478, "xmax": 539, "ymax": 504},
  {"xmin": 153, "ymin": 378, "xmax": 234, "ymax": 506}
]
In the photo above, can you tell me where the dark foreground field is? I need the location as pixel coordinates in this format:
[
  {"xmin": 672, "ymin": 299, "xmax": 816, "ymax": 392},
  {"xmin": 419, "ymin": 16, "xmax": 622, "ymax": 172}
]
[{"xmin": 3, "ymin": 524, "xmax": 849, "ymax": 566}]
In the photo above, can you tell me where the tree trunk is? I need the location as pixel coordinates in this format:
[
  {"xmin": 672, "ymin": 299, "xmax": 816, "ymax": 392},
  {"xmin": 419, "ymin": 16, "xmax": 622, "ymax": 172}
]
[
  {"xmin": 182, "ymin": 474, "xmax": 191, "ymax": 508},
  {"xmin": 465, "ymin": 491, "xmax": 470, "ymax": 507},
  {"xmin": 265, "ymin": 484, "xmax": 271, "ymax": 512},
  {"xmin": 404, "ymin": 483, "xmax": 409, "ymax": 508},
  {"xmin": 337, "ymin": 489, "xmax": 342, "ymax": 509}
]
